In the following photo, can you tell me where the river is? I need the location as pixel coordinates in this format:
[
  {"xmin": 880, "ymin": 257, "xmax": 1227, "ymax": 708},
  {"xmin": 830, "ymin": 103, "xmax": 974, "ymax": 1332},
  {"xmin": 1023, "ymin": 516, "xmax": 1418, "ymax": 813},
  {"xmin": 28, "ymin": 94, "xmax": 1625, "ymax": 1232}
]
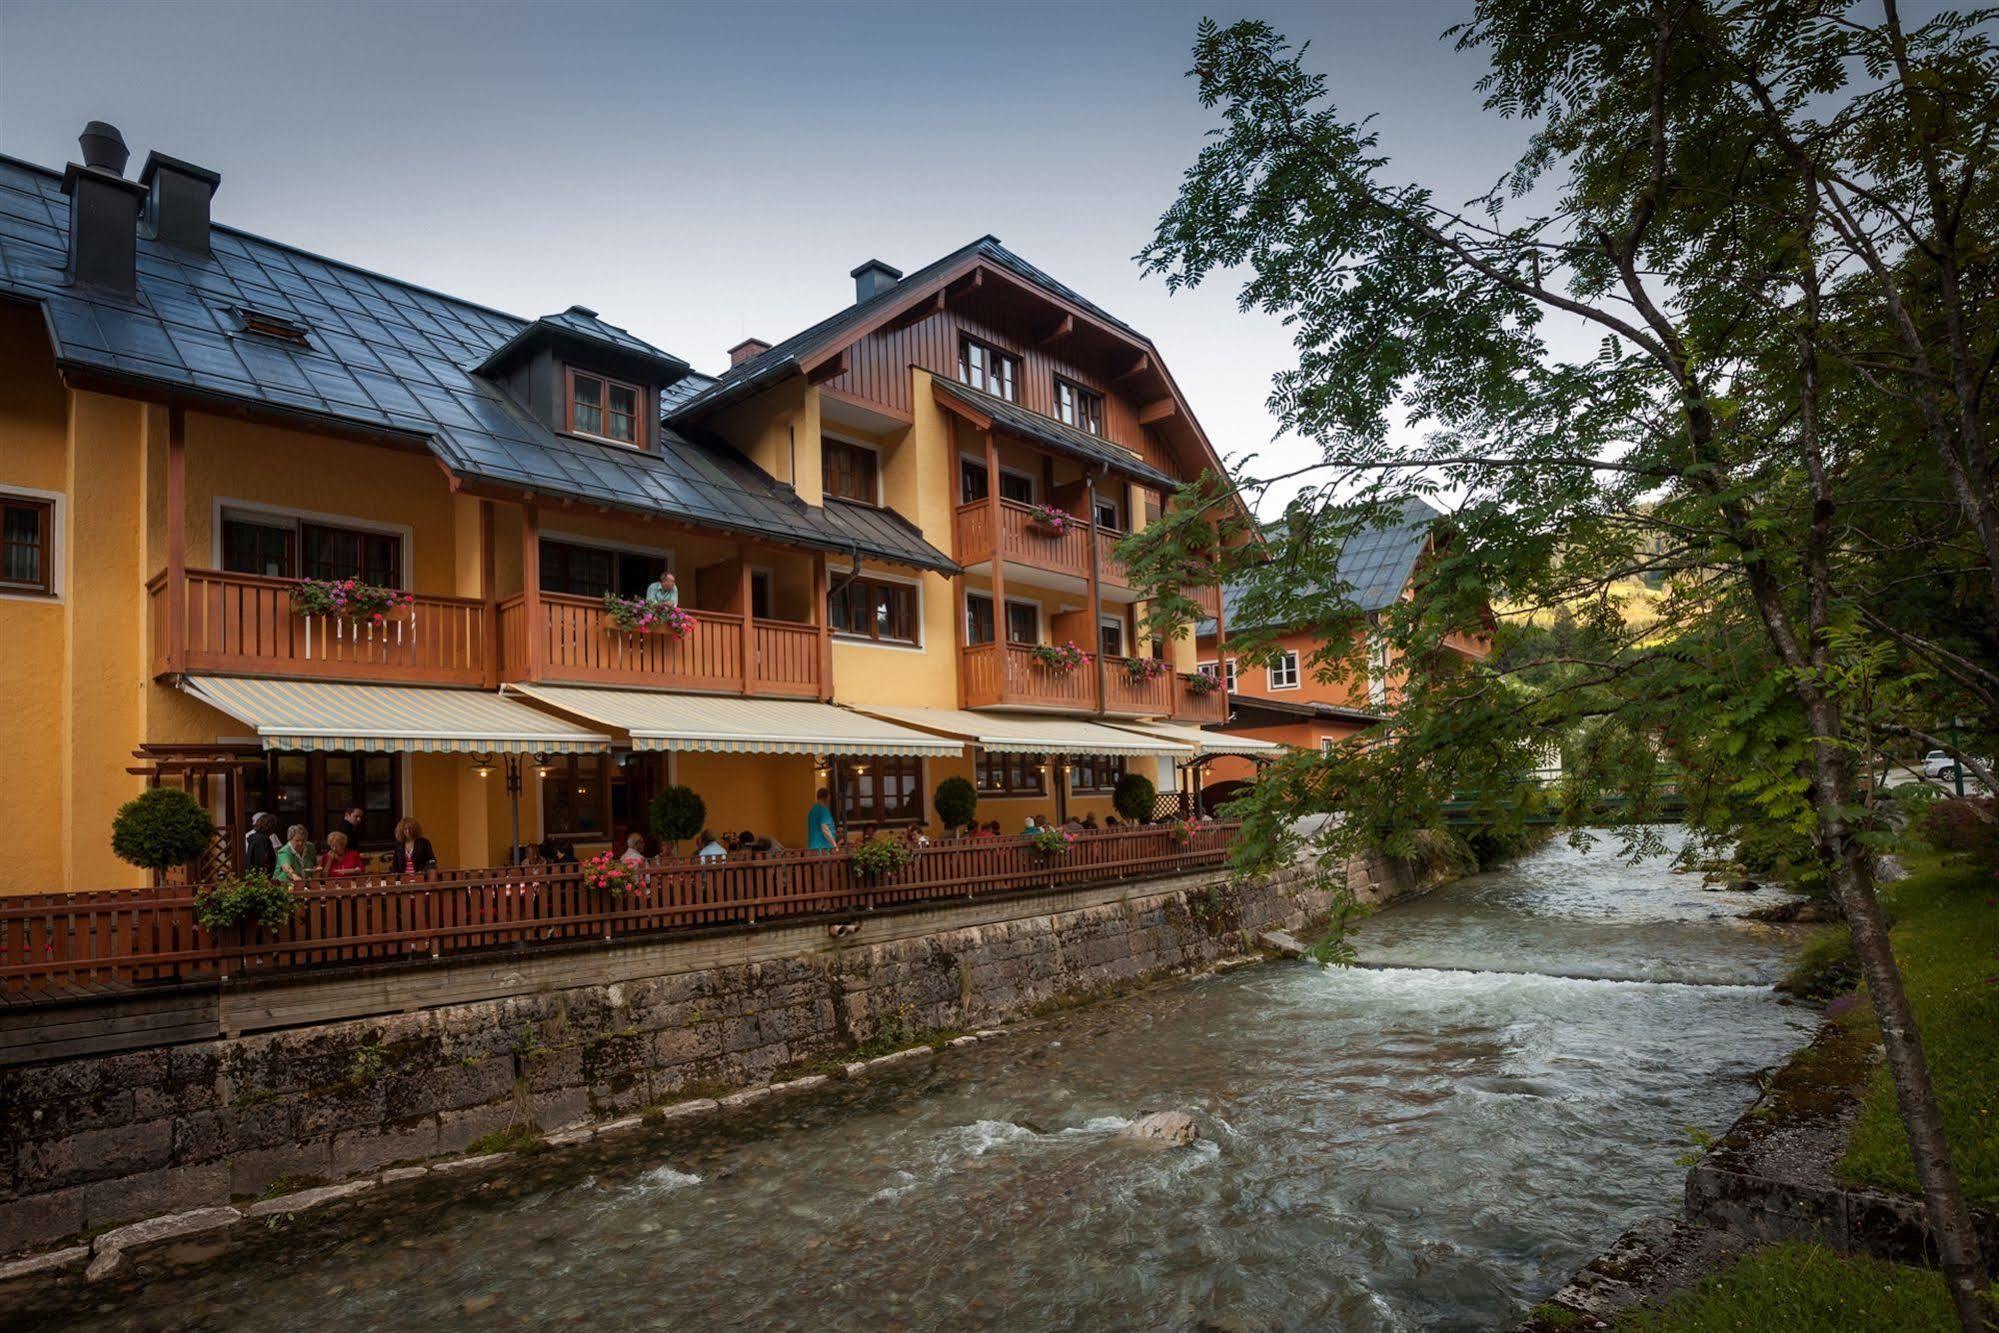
[{"xmin": 21, "ymin": 828, "xmax": 1816, "ymax": 1331}]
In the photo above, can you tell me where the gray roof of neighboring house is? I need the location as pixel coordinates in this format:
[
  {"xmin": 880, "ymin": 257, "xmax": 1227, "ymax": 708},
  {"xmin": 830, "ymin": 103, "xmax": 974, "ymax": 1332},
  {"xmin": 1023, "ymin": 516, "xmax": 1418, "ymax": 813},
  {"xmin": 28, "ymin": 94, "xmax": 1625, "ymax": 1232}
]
[
  {"xmin": 667, "ymin": 235, "xmax": 1148, "ymax": 423},
  {"xmin": 0, "ymin": 151, "xmax": 953, "ymax": 573},
  {"xmin": 931, "ymin": 377, "xmax": 1179, "ymax": 490},
  {"xmin": 1199, "ymin": 497, "xmax": 1442, "ymax": 635}
]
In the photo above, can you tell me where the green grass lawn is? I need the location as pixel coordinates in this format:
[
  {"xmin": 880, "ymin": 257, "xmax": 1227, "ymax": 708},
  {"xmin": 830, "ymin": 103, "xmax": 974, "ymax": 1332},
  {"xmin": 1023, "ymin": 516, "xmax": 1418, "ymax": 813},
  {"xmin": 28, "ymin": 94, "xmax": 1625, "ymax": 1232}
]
[
  {"xmin": 1838, "ymin": 856, "xmax": 1999, "ymax": 1206},
  {"xmin": 1622, "ymin": 1242, "xmax": 1965, "ymax": 1331}
]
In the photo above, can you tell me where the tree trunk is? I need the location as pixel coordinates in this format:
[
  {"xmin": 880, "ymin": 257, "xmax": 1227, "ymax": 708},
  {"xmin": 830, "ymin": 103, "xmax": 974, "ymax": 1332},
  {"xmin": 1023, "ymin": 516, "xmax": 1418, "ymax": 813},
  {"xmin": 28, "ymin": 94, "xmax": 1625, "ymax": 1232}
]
[{"xmin": 1824, "ymin": 835, "xmax": 1992, "ymax": 1329}]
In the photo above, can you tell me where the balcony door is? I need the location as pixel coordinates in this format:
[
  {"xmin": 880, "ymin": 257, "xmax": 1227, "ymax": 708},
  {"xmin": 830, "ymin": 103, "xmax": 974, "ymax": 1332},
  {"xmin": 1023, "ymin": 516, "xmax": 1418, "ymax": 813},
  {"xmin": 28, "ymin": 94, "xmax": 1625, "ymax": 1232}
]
[
  {"xmin": 221, "ymin": 509, "xmax": 402, "ymax": 588},
  {"xmin": 960, "ymin": 459, "xmax": 1035, "ymax": 506},
  {"xmin": 966, "ymin": 593, "xmax": 1039, "ymax": 646}
]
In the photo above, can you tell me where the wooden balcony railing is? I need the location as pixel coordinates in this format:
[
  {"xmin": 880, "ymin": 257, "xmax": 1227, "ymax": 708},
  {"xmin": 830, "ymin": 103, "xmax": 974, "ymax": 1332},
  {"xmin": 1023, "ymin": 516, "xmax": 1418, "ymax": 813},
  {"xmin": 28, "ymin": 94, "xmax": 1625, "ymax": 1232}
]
[
  {"xmin": 1102, "ymin": 660, "xmax": 1175, "ymax": 717},
  {"xmin": 499, "ymin": 592, "xmax": 820, "ymax": 697},
  {"xmin": 148, "ymin": 568, "xmax": 489, "ymax": 686},
  {"xmin": 1191, "ymin": 584, "xmax": 1221, "ymax": 621},
  {"xmin": 1171, "ymin": 675, "xmax": 1227, "ymax": 725},
  {"xmin": 0, "ymin": 823, "xmax": 1238, "ymax": 998},
  {"xmin": 953, "ymin": 499, "xmax": 1128, "ymax": 589},
  {"xmin": 962, "ymin": 641, "xmax": 1098, "ymax": 712}
]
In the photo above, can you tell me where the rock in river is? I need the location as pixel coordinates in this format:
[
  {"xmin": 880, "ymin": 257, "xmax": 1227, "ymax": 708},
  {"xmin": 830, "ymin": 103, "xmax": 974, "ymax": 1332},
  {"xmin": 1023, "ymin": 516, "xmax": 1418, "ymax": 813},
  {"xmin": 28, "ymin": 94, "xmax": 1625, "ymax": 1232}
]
[{"xmin": 1119, "ymin": 1111, "xmax": 1201, "ymax": 1148}]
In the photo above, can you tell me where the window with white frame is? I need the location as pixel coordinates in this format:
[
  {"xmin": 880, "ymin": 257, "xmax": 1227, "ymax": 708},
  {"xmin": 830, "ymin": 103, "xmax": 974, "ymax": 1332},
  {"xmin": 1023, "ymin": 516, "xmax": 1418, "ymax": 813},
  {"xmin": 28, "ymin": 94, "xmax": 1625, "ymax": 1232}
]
[
  {"xmin": 1268, "ymin": 650, "xmax": 1300, "ymax": 690},
  {"xmin": 1367, "ymin": 630, "xmax": 1391, "ymax": 707},
  {"xmin": 1225, "ymin": 658, "xmax": 1238, "ymax": 691}
]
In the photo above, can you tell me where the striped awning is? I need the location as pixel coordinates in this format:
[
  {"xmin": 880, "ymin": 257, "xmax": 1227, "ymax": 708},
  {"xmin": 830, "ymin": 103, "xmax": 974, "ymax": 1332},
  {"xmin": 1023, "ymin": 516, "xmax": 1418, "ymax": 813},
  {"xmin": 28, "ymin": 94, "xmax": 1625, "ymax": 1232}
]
[
  {"xmin": 181, "ymin": 676, "xmax": 611, "ymax": 754},
  {"xmin": 502, "ymin": 686, "xmax": 964, "ymax": 758},
  {"xmin": 1103, "ymin": 719, "xmax": 1282, "ymax": 759},
  {"xmin": 853, "ymin": 706, "xmax": 1192, "ymax": 758}
]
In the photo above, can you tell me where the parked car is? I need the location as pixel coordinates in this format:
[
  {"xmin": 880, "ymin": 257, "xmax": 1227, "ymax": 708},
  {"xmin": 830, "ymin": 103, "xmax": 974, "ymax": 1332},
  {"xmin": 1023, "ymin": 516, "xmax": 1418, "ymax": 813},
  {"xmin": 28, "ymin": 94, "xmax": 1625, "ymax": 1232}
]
[{"xmin": 1921, "ymin": 749, "xmax": 1988, "ymax": 783}]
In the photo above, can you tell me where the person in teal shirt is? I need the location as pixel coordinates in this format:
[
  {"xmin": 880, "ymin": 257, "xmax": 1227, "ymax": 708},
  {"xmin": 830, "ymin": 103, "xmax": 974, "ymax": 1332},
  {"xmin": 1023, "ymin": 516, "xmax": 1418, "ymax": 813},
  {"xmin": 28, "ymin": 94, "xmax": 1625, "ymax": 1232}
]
[
  {"xmin": 807, "ymin": 787, "xmax": 838, "ymax": 850},
  {"xmin": 644, "ymin": 569, "xmax": 678, "ymax": 607}
]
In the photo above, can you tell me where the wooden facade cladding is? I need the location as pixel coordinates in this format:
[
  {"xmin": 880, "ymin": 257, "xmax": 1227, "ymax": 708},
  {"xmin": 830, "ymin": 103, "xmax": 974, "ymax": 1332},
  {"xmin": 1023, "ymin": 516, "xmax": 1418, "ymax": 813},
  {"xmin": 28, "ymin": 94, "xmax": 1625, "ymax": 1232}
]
[{"xmin": 816, "ymin": 288, "xmax": 1175, "ymax": 476}]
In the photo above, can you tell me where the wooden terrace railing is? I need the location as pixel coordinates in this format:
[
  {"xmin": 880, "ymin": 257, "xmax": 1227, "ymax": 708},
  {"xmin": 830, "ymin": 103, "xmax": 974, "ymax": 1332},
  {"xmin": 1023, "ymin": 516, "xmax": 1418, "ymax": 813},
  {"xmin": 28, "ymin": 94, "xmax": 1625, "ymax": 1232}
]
[
  {"xmin": 953, "ymin": 498, "xmax": 1131, "ymax": 589},
  {"xmin": 498, "ymin": 592, "xmax": 821, "ymax": 697},
  {"xmin": 961, "ymin": 641, "xmax": 1098, "ymax": 712},
  {"xmin": 148, "ymin": 568, "xmax": 489, "ymax": 687},
  {"xmin": 0, "ymin": 823, "xmax": 1237, "ymax": 998},
  {"xmin": 1102, "ymin": 660, "xmax": 1175, "ymax": 717},
  {"xmin": 1172, "ymin": 675, "xmax": 1228, "ymax": 725}
]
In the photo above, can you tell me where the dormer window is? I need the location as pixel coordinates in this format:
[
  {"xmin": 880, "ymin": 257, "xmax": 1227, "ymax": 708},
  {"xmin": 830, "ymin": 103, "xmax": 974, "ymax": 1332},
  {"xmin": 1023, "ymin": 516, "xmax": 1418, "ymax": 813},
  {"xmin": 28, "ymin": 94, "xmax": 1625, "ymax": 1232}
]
[{"xmin": 566, "ymin": 368, "xmax": 641, "ymax": 446}]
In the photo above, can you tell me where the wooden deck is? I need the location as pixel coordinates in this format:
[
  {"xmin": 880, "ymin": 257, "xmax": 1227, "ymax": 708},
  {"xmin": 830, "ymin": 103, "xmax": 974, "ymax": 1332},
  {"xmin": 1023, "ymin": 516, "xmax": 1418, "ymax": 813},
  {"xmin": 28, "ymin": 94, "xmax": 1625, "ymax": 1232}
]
[{"xmin": 0, "ymin": 823, "xmax": 1235, "ymax": 1000}]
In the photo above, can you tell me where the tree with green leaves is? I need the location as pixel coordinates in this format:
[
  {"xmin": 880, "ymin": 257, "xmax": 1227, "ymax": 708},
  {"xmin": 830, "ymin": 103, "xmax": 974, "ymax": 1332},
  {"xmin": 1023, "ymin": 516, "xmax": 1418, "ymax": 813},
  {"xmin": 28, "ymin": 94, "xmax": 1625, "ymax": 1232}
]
[{"xmin": 1127, "ymin": 7, "xmax": 1998, "ymax": 1324}]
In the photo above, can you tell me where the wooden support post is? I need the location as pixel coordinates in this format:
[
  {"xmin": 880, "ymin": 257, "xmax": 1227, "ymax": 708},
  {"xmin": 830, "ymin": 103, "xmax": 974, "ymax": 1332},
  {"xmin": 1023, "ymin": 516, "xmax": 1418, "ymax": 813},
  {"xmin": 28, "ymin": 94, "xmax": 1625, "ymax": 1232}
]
[
  {"xmin": 479, "ymin": 499, "xmax": 498, "ymax": 690},
  {"xmin": 1085, "ymin": 473, "xmax": 1105, "ymax": 716},
  {"xmin": 163, "ymin": 407, "xmax": 188, "ymax": 675},
  {"xmin": 983, "ymin": 428, "xmax": 1007, "ymax": 705},
  {"xmin": 953, "ymin": 574, "xmax": 968, "ymax": 710},
  {"xmin": 520, "ymin": 502, "xmax": 544, "ymax": 681},
  {"xmin": 812, "ymin": 550, "xmax": 832, "ymax": 702},
  {"xmin": 738, "ymin": 545, "xmax": 756, "ymax": 696}
]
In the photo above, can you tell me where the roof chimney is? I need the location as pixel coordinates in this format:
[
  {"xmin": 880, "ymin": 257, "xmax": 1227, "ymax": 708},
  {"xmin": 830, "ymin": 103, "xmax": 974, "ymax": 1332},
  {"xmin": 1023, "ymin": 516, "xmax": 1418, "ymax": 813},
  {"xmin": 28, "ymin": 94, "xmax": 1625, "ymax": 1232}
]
[
  {"xmin": 850, "ymin": 259, "xmax": 902, "ymax": 304},
  {"xmin": 61, "ymin": 121, "xmax": 147, "ymax": 297},
  {"xmin": 140, "ymin": 151, "xmax": 221, "ymax": 257},
  {"xmin": 728, "ymin": 337, "xmax": 772, "ymax": 367}
]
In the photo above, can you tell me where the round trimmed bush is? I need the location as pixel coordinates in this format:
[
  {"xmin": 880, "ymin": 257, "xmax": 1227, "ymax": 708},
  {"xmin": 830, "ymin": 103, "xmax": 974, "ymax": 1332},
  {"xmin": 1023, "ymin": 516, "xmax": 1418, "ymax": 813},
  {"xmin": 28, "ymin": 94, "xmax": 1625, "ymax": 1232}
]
[
  {"xmin": 934, "ymin": 776, "xmax": 978, "ymax": 831},
  {"xmin": 1112, "ymin": 772, "xmax": 1157, "ymax": 823},
  {"xmin": 111, "ymin": 787, "xmax": 215, "ymax": 873},
  {"xmin": 648, "ymin": 785, "xmax": 706, "ymax": 851}
]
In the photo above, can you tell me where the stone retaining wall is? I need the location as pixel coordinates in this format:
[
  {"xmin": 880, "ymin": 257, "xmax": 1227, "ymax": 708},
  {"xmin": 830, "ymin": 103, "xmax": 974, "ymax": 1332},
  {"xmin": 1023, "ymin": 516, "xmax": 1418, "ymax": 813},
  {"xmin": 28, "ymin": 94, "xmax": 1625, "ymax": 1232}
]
[{"xmin": 1, "ymin": 854, "xmax": 1411, "ymax": 1256}]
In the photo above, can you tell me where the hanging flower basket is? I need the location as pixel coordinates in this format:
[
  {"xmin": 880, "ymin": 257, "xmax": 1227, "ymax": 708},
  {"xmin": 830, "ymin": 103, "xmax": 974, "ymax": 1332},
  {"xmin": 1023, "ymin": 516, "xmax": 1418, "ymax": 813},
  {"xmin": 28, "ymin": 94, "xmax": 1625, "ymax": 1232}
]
[
  {"xmin": 291, "ymin": 578, "xmax": 414, "ymax": 626},
  {"xmin": 1027, "ymin": 826, "xmax": 1075, "ymax": 858},
  {"xmin": 580, "ymin": 851, "xmax": 639, "ymax": 897},
  {"xmin": 1183, "ymin": 671, "xmax": 1221, "ymax": 697},
  {"xmin": 850, "ymin": 833, "xmax": 914, "ymax": 881},
  {"xmin": 1026, "ymin": 503, "xmax": 1077, "ymax": 537},
  {"xmin": 1123, "ymin": 656, "xmax": 1171, "ymax": 682},
  {"xmin": 1028, "ymin": 641, "xmax": 1090, "ymax": 674},
  {"xmin": 602, "ymin": 593, "xmax": 695, "ymax": 638},
  {"xmin": 1169, "ymin": 819, "xmax": 1197, "ymax": 846}
]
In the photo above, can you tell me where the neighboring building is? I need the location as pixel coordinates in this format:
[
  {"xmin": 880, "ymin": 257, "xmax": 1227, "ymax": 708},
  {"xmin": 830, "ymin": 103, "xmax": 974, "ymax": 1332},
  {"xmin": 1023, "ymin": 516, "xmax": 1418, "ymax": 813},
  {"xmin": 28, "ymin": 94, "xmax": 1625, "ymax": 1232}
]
[
  {"xmin": 0, "ymin": 122, "xmax": 1248, "ymax": 893},
  {"xmin": 1194, "ymin": 497, "xmax": 1491, "ymax": 791}
]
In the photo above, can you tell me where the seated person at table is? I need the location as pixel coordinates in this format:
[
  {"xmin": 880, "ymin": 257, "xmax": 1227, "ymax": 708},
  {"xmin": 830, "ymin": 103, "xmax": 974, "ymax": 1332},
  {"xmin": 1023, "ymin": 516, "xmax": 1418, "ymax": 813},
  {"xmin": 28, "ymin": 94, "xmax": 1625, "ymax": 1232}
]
[
  {"xmin": 1081, "ymin": 813, "xmax": 1098, "ymax": 831},
  {"xmin": 620, "ymin": 833, "xmax": 649, "ymax": 868},
  {"xmin": 275, "ymin": 825, "xmax": 315, "ymax": 882},
  {"xmin": 696, "ymin": 829, "xmax": 729, "ymax": 861},
  {"xmin": 736, "ymin": 830, "xmax": 758, "ymax": 853},
  {"xmin": 319, "ymin": 830, "xmax": 364, "ymax": 878}
]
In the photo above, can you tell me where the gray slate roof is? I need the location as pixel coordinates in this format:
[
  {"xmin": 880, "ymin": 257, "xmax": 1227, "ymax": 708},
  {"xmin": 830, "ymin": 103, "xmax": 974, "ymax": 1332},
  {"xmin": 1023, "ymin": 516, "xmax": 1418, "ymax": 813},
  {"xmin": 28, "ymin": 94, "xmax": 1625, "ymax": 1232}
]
[
  {"xmin": 669, "ymin": 235, "xmax": 1148, "ymax": 424},
  {"xmin": 932, "ymin": 377, "xmax": 1179, "ymax": 490},
  {"xmin": 474, "ymin": 303, "xmax": 687, "ymax": 377},
  {"xmin": 1200, "ymin": 497, "xmax": 1442, "ymax": 634},
  {"xmin": 0, "ymin": 152, "xmax": 953, "ymax": 573}
]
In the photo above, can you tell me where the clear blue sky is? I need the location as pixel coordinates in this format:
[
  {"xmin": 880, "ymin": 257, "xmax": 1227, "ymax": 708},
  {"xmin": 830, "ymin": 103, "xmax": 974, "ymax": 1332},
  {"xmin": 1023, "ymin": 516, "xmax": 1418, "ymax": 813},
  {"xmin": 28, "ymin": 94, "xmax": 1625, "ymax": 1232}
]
[{"xmin": 0, "ymin": 0, "xmax": 1517, "ymax": 513}]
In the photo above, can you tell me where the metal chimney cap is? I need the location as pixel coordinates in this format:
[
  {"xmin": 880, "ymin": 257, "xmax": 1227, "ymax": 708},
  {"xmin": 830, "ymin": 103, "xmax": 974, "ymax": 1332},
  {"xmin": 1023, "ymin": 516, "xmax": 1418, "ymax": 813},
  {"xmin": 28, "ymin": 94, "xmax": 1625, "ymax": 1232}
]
[{"xmin": 78, "ymin": 121, "xmax": 130, "ymax": 176}]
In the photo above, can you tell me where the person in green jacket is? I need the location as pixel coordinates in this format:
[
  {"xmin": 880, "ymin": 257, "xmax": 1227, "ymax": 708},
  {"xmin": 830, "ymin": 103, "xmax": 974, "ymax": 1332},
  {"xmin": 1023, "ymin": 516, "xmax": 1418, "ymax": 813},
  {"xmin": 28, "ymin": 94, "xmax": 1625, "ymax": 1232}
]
[{"xmin": 274, "ymin": 824, "xmax": 316, "ymax": 883}]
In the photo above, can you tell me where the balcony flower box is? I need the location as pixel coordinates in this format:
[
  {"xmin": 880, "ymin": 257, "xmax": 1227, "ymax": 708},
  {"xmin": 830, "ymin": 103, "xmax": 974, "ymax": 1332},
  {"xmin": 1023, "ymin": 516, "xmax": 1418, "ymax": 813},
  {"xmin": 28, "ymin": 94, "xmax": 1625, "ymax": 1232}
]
[
  {"xmin": 1026, "ymin": 503, "xmax": 1077, "ymax": 537},
  {"xmin": 290, "ymin": 577, "xmax": 415, "ymax": 627},
  {"xmin": 1028, "ymin": 641, "xmax": 1090, "ymax": 674},
  {"xmin": 580, "ymin": 851, "xmax": 640, "ymax": 898},
  {"xmin": 602, "ymin": 593, "xmax": 695, "ymax": 639},
  {"xmin": 1027, "ymin": 826, "xmax": 1075, "ymax": 858},
  {"xmin": 1183, "ymin": 671, "xmax": 1221, "ymax": 697},
  {"xmin": 1123, "ymin": 656, "xmax": 1171, "ymax": 682}
]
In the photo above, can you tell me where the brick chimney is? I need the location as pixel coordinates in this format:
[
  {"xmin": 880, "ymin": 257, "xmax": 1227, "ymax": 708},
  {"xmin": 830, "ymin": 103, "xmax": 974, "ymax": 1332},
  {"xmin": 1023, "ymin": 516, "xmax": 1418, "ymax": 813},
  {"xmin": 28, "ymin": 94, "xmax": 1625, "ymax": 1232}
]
[
  {"xmin": 728, "ymin": 338, "xmax": 772, "ymax": 367},
  {"xmin": 61, "ymin": 121, "xmax": 146, "ymax": 296}
]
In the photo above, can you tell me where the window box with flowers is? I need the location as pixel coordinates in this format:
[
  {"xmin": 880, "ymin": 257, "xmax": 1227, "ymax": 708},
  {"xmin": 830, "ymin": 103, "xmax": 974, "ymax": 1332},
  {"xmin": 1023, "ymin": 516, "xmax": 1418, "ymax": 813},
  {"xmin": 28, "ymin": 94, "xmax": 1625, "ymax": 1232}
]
[
  {"xmin": 580, "ymin": 851, "xmax": 640, "ymax": 897},
  {"xmin": 850, "ymin": 832, "xmax": 915, "ymax": 882},
  {"xmin": 1028, "ymin": 641, "xmax": 1090, "ymax": 674},
  {"xmin": 291, "ymin": 577, "xmax": 415, "ymax": 627},
  {"xmin": 1026, "ymin": 503, "xmax": 1077, "ymax": 537},
  {"xmin": 1183, "ymin": 671, "xmax": 1221, "ymax": 696},
  {"xmin": 1027, "ymin": 825, "xmax": 1075, "ymax": 858},
  {"xmin": 602, "ymin": 593, "xmax": 695, "ymax": 639},
  {"xmin": 1123, "ymin": 656, "xmax": 1171, "ymax": 683}
]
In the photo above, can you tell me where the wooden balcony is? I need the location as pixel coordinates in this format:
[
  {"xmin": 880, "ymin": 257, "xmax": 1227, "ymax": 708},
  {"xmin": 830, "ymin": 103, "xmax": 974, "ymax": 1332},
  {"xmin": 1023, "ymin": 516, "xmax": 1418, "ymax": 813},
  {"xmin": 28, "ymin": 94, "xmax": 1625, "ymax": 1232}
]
[
  {"xmin": 954, "ymin": 498, "xmax": 1127, "ymax": 589},
  {"xmin": 1171, "ymin": 674, "xmax": 1227, "ymax": 725},
  {"xmin": 1102, "ymin": 659, "xmax": 1174, "ymax": 717},
  {"xmin": 961, "ymin": 641, "xmax": 1097, "ymax": 712},
  {"xmin": 499, "ymin": 592, "xmax": 822, "ymax": 697},
  {"xmin": 1191, "ymin": 583, "xmax": 1221, "ymax": 621},
  {"xmin": 148, "ymin": 568, "xmax": 489, "ymax": 686}
]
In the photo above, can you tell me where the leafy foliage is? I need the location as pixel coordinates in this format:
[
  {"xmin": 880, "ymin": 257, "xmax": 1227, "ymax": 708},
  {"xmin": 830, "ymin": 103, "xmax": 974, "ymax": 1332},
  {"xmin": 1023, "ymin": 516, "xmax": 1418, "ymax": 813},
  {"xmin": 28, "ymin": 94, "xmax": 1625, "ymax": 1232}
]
[
  {"xmin": 193, "ymin": 870, "xmax": 298, "ymax": 931},
  {"xmin": 648, "ymin": 785, "xmax": 706, "ymax": 849},
  {"xmin": 1919, "ymin": 798, "xmax": 1999, "ymax": 864},
  {"xmin": 1112, "ymin": 772, "xmax": 1157, "ymax": 823},
  {"xmin": 111, "ymin": 787, "xmax": 215, "ymax": 873},
  {"xmin": 1027, "ymin": 826, "xmax": 1075, "ymax": 858},
  {"xmin": 850, "ymin": 833, "xmax": 914, "ymax": 878},
  {"xmin": 933, "ymin": 776, "xmax": 979, "ymax": 830}
]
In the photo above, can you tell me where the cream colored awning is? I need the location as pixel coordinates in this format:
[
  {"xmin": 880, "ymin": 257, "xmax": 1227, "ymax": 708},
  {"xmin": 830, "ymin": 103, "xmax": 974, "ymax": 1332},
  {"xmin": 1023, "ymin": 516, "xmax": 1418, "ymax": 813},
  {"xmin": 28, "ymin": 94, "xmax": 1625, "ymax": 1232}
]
[
  {"xmin": 1102, "ymin": 719, "xmax": 1282, "ymax": 758},
  {"xmin": 181, "ymin": 676, "xmax": 611, "ymax": 754},
  {"xmin": 502, "ymin": 686, "xmax": 964, "ymax": 758},
  {"xmin": 853, "ymin": 706, "xmax": 1193, "ymax": 758}
]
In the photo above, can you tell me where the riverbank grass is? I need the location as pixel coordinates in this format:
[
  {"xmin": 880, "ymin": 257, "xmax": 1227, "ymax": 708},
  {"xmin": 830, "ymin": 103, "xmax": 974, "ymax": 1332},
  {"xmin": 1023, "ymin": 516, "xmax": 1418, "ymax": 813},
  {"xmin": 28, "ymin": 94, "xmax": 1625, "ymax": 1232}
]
[
  {"xmin": 1839, "ymin": 856, "xmax": 1999, "ymax": 1206},
  {"xmin": 1623, "ymin": 1241, "xmax": 1963, "ymax": 1331}
]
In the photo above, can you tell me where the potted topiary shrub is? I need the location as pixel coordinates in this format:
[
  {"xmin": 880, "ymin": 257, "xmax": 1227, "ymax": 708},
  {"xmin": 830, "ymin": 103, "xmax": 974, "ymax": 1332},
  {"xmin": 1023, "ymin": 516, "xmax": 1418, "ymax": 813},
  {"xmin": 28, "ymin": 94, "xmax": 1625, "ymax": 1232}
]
[
  {"xmin": 648, "ymin": 784, "xmax": 706, "ymax": 855},
  {"xmin": 1112, "ymin": 772, "xmax": 1157, "ymax": 824},
  {"xmin": 934, "ymin": 775, "xmax": 978, "ymax": 833},
  {"xmin": 111, "ymin": 787, "xmax": 215, "ymax": 883}
]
